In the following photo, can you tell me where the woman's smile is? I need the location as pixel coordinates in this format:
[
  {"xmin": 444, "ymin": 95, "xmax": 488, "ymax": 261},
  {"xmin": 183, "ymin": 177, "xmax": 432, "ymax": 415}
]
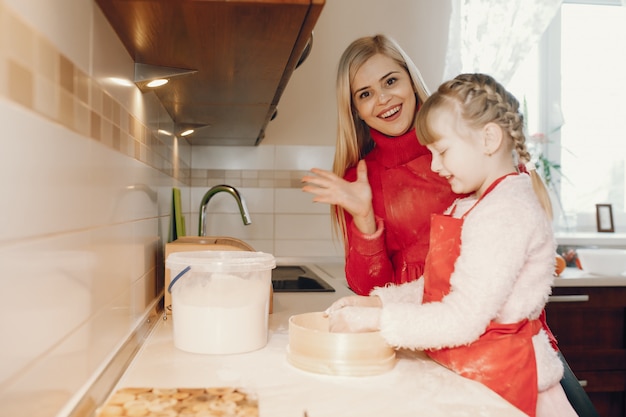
[
  {"xmin": 378, "ymin": 104, "xmax": 402, "ymax": 119},
  {"xmin": 351, "ymin": 54, "xmax": 416, "ymax": 137}
]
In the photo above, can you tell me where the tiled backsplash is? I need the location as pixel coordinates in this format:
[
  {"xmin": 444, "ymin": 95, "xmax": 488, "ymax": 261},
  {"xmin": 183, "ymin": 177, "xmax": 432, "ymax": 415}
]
[
  {"xmin": 187, "ymin": 144, "xmax": 340, "ymax": 257},
  {"xmin": 0, "ymin": 1, "xmax": 190, "ymax": 184},
  {"xmin": 0, "ymin": 2, "xmax": 182, "ymax": 416},
  {"xmin": 191, "ymin": 169, "xmax": 311, "ymax": 189}
]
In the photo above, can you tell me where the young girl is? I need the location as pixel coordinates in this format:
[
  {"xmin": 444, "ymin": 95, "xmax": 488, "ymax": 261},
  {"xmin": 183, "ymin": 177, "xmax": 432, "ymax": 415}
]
[{"xmin": 325, "ymin": 73, "xmax": 577, "ymax": 417}]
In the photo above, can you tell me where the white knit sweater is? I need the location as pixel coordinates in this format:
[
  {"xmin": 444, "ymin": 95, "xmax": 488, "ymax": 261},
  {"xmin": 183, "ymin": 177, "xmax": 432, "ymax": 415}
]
[{"xmin": 371, "ymin": 174, "xmax": 564, "ymax": 391}]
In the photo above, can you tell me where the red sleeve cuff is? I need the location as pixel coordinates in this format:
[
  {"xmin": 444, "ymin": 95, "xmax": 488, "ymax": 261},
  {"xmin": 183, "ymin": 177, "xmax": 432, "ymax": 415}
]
[{"xmin": 349, "ymin": 217, "xmax": 385, "ymax": 256}]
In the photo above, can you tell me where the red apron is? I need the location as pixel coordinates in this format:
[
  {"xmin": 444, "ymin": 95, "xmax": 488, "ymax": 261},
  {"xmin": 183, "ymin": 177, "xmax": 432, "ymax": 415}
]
[{"xmin": 422, "ymin": 174, "xmax": 541, "ymax": 417}]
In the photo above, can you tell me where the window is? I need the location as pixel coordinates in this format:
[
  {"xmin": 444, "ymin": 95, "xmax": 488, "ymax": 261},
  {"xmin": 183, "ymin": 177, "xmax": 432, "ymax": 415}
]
[{"xmin": 508, "ymin": 0, "xmax": 626, "ymax": 232}]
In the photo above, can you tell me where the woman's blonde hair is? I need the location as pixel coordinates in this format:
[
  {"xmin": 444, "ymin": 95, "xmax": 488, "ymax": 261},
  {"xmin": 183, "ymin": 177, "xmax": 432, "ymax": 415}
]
[
  {"xmin": 415, "ymin": 73, "xmax": 553, "ymax": 219},
  {"xmin": 332, "ymin": 34, "xmax": 431, "ymax": 243}
]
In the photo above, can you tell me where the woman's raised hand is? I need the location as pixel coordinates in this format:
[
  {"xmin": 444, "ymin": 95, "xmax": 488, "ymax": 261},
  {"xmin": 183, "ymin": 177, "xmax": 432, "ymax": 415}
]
[{"xmin": 301, "ymin": 160, "xmax": 376, "ymax": 234}]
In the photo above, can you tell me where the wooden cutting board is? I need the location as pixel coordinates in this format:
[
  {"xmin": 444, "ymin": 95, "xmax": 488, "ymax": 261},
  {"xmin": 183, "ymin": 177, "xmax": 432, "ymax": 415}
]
[{"xmin": 95, "ymin": 387, "xmax": 258, "ymax": 417}]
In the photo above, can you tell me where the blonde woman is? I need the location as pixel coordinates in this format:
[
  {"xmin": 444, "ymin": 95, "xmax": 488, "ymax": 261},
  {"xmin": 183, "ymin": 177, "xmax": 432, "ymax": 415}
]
[{"xmin": 302, "ymin": 34, "xmax": 458, "ymax": 295}]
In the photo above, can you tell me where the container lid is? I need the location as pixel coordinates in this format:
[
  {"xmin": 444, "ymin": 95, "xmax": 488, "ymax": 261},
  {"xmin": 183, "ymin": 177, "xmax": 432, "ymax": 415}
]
[{"xmin": 166, "ymin": 250, "xmax": 276, "ymax": 272}]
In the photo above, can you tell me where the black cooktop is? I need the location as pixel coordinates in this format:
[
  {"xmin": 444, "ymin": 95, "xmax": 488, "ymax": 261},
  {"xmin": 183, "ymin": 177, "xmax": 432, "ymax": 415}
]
[{"xmin": 271, "ymin": 265, "xmax": 335, "ymax": 292}]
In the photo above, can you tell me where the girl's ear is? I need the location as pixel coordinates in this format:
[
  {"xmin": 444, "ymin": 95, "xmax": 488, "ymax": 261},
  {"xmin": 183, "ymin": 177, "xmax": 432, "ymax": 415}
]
[{"xmin": 483, "ymin": 122, "xmax": 504, "ymax": 155}]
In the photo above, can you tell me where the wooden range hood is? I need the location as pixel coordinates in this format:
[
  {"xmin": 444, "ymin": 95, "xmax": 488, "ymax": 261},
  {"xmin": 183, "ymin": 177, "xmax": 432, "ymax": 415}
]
[{"xmin": 95, "ymin": 0, "xmax": 325, "ymax": 146}]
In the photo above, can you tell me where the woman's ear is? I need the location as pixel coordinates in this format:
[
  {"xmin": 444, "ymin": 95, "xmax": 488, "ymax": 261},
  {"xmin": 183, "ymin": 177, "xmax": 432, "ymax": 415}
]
[{"xmin": 483, "ymin": 122, "xmax": 504, "ymax": 155}]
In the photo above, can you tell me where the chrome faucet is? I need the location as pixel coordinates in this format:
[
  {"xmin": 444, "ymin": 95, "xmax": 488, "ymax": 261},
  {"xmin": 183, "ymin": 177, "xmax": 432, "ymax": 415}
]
[{"xmin": 198, "ymin": 184, "xmax": 252, "ymax": 236}]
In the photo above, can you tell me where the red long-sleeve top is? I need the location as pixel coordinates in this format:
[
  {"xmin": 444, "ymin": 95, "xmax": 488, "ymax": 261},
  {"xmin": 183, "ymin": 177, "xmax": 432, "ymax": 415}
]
[{"xmin": 343, "ymin": 128, "xmax": 459, "ymax": 295}]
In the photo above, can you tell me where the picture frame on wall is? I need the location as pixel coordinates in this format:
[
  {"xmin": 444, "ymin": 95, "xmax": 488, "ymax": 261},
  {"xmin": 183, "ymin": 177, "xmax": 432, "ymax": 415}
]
[{"xmin": 595, "ymin": 204, "xmax": 614, "ymax": 233}]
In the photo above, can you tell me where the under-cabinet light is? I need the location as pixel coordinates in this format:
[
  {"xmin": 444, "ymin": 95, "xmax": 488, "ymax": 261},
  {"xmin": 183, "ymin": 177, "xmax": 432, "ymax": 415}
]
[
  {"xmin": 180, "ymin": 129, "xmax": 194, "ymax": 137},
  {"xmin": 133, "ymin": 63, "xmax": 197, "ymax": 92},
  {"xmin": 146, "ymin": 78, "xmax": 169, "ymax": 88}
]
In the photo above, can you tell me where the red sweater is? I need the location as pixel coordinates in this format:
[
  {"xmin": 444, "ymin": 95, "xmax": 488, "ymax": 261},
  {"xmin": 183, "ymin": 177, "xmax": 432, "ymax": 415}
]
[{"xmin": 343, "ymin": 128, "xmax": 459, "ymax": 295}]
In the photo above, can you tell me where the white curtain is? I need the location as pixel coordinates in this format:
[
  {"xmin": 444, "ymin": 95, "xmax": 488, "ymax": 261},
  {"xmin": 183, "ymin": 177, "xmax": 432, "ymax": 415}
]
[{"xmin": 444, "ymin": 0, "xmax": 563, "ymax": 85}]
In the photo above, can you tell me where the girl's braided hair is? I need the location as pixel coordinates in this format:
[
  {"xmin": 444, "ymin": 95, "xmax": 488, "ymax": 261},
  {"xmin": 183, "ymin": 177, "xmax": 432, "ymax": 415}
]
[{"xmin": 415, "ymin": 73, "xmax": 553, "ymax": 219}]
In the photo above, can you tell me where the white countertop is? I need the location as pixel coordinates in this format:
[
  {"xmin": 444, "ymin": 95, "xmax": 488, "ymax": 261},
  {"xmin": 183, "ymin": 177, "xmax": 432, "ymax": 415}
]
[
  {"xmin": 554, "ymin": 267, "xmax": 626, "ymax": 287},
  {"xmin": 555, "ymin": 232, "xmax": 626, "ymax": 247},
  {"xmin": 111, "ymin": 264, "xmax": 527, "ymax": 417},
  {"xmin": 553, "ymin": 233, "xmax": 626, "ymax": 286}
]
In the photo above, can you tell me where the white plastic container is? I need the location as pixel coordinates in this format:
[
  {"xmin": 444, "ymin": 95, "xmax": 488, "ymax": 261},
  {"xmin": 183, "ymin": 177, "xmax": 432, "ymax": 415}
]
[{"xmin": 166, "ymin": 250, "xmax": 275, "ymax": 354}]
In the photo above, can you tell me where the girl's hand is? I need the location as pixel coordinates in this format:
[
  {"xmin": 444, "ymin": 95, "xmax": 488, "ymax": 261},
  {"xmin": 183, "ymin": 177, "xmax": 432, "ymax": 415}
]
[
  {"xmin": 324, "ymin": 295, "xmax": 382, "ymax": 333},
  {"xmin": 301, "ymin": 161, "xmax": 376, "ymax": 234},
  {"xmin": 325, "ymin": 295, "xmax": 382, "ymax": 313}
]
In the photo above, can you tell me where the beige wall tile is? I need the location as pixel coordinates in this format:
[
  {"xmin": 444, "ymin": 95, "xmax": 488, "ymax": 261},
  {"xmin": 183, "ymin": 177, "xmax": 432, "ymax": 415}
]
[
  {"xmin": 58, "ymin": 87, "xmax": 73, "ymax": 129},
  {"xmin": 59, "ymin": 53, "xmax": 73, "ymax": 93},
  {"xmin": 275, "ymin": 188, "xmax": 328, "ymax": 214},
  {"xmin": 275, "ymin": 214, "xmax": 333, "ymax": 240},
  {"xmin": 74, "ymin": 100, "xmax": 90, "ymax": 137},
  {"xmin": 90, "ymin": 79, "xmax": 103, "ymax": 113},
  {"xmin": 101, "ymin": 117, "xmax": 113, "ymax": 148},
  {"xmin": 112, "ymin": 123, "xmax": 121, "ymax": 150},
  {"xmin": 274, "ymin": 239, "xmax": 343, "ymax": 258},
  {"xmin": 102, "ymin": 90, "xmax": 114, "ymax": 122},
  {"xmin": 241, "ymin": 178, "xmax": 259, "ymax": 188},
  {"xmin": 33, "ymin": 75, "xmax": 59, "ymax": 120},
  {"xmin": 0, "ymin": 57, "xmax": 7, "ymax": 98},
  {"xmin": 35, "ymin": 35, "xmax": 58, "ymax": 83},
  {"xmin": 2, "ymin": 8, "xmax": 34, "ymax": 68},
  {"xmin": 7, "ymin": 58, "xmax": 33, "ymax": 107},
  {"xmin": 75, "ymin": 67, "xmax": 89, "ymax": 105},
  {"xmin": 91, "ymin": 110, "xmax": 101, "ymax": 141}
]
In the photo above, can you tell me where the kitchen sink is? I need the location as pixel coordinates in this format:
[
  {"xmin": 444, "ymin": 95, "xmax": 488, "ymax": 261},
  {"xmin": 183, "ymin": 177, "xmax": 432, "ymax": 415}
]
[{"xmin": 271, "ymin": 265, "xmax": 335, "ymax": 292}]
